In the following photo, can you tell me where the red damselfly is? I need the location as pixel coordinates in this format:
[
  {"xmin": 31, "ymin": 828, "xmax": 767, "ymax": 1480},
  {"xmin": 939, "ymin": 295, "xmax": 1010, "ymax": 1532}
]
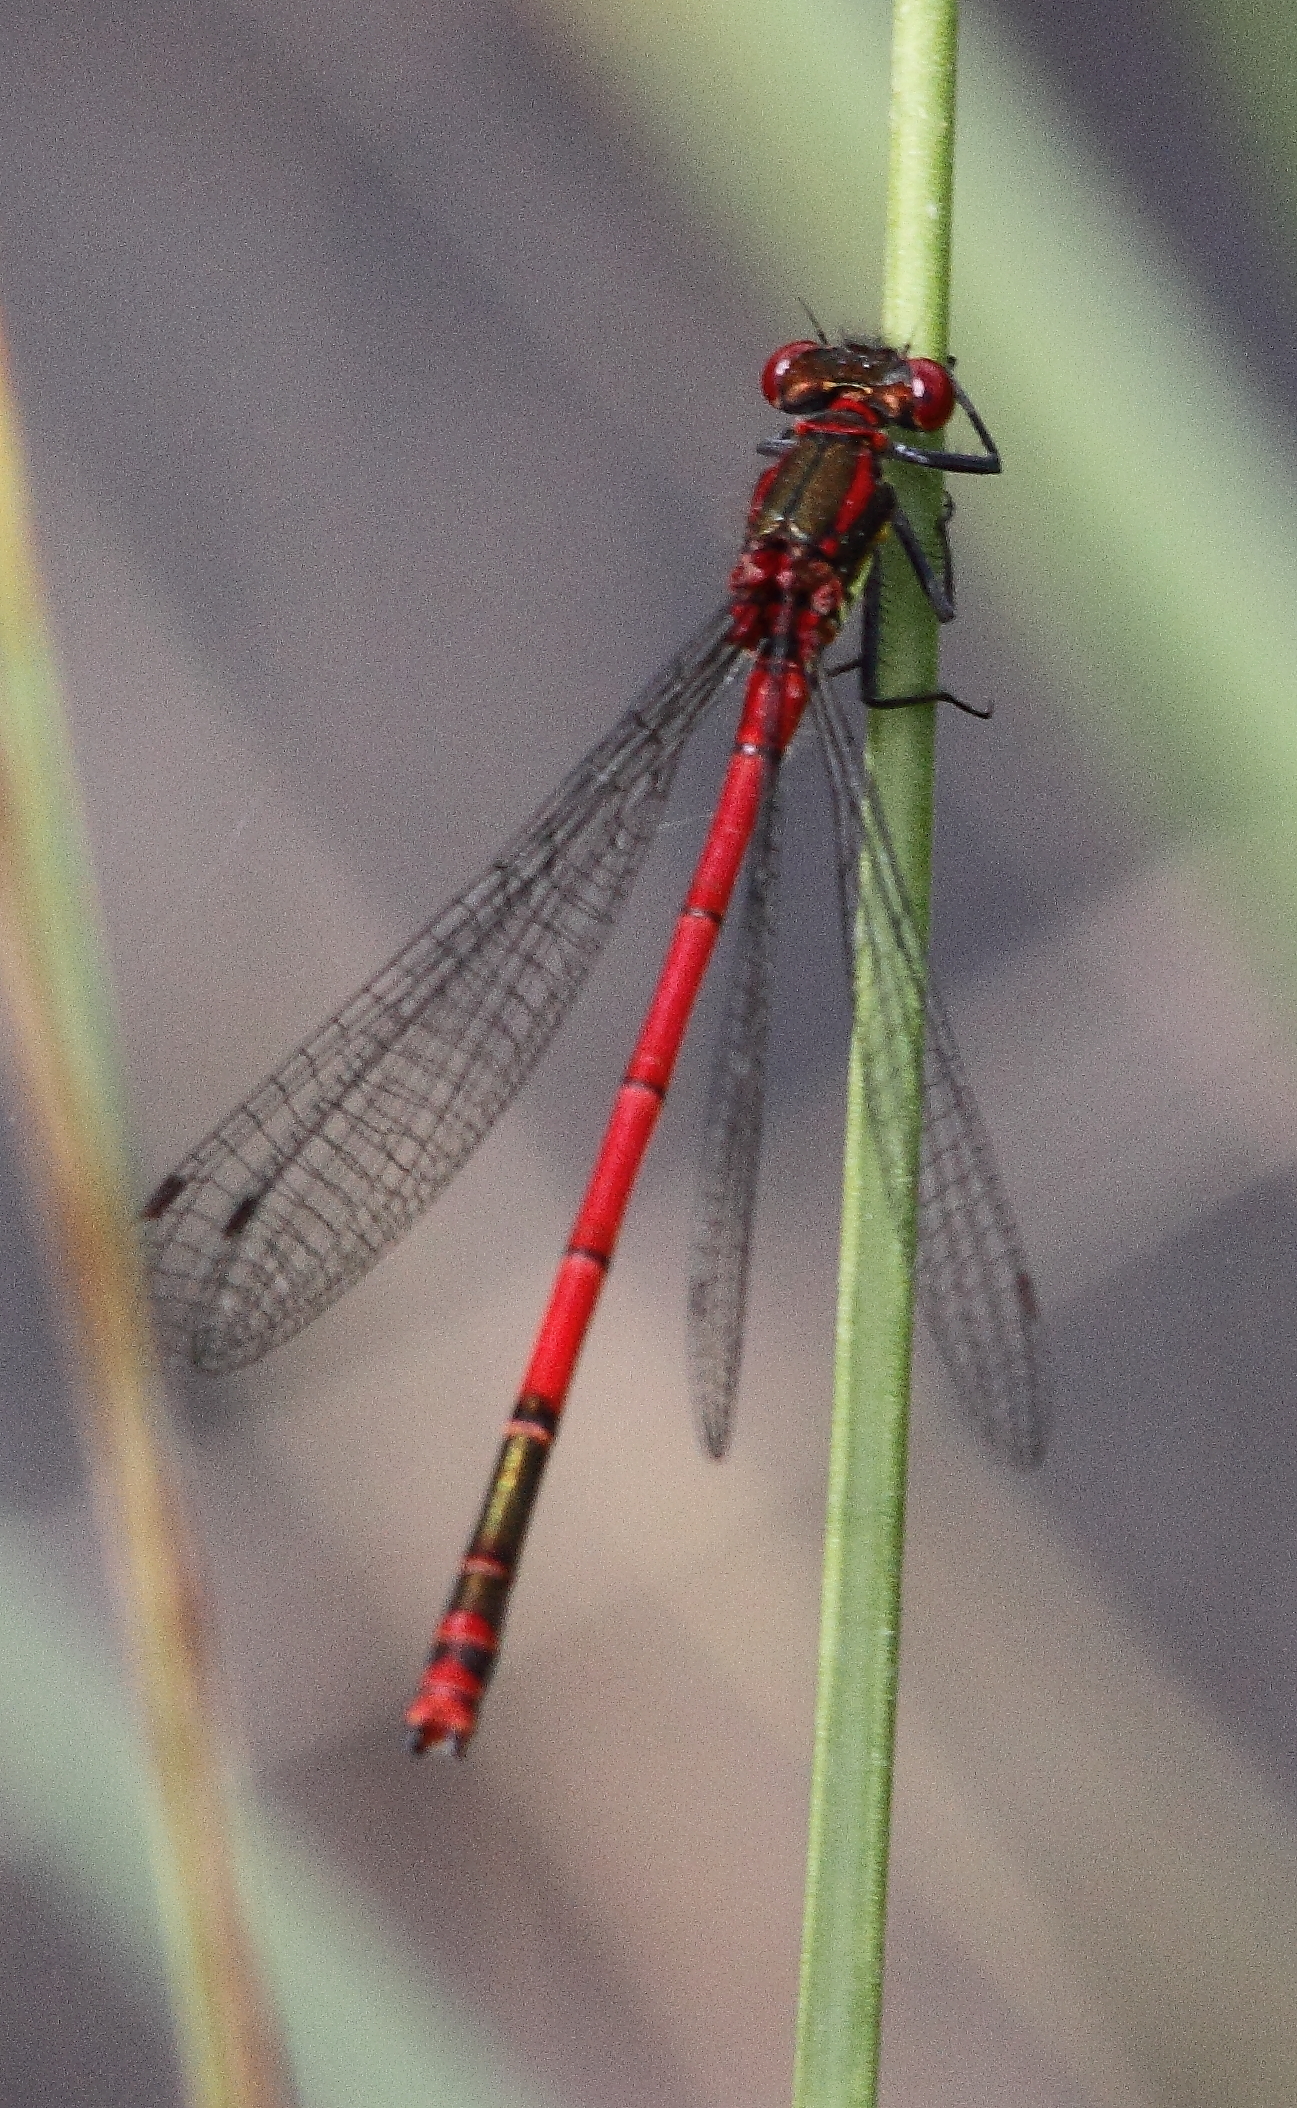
[{"xmin": 141, "ymin": 336, "xmax": 1046, "ymax": 1755}]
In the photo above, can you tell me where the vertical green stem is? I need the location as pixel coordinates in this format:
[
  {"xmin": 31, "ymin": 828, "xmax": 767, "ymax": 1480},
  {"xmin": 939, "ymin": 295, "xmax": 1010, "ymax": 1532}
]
[
  {"xmin": 793, "ymin": 5, "xmax": 958, "ymax": 2105},
  {"xmin": 0, "ymin": 327, "xmax": 291, "ymax": 2107}
]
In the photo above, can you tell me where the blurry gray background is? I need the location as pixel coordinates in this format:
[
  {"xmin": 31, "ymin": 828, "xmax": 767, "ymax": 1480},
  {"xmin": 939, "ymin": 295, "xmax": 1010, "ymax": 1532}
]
[{"xmin": 1, "ymin": 2, "xmax": 1295, "ymax": 2103}]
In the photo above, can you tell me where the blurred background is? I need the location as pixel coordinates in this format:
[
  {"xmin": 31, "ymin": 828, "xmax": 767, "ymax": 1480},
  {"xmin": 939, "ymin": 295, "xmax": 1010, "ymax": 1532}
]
[{"xmin": 1, "ymin": 1, "xmax": 1297, "ymax": 2102}]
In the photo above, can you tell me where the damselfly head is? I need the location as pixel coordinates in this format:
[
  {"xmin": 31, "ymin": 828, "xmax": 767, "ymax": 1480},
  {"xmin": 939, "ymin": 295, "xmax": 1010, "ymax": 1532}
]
[{"xmin": 763, "ymin": 337, "xmax": 955, "ymax": 432}]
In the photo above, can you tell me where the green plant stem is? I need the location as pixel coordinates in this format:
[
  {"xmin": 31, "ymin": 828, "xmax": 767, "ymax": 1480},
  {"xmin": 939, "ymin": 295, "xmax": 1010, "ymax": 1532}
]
[
  {"xmin": 0, "ymin": 324, "xmax": 290, "ymax": 2108},
  {"xmin": 793, "ymin": 4, "xmax": 957, "ymax": 2105}
]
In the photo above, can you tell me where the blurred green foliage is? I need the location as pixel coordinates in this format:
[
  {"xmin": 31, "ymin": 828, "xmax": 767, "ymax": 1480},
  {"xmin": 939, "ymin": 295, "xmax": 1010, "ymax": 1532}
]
[{"xmin": 1176, "ymin": 0, "xmax": 1297, "ymax": 255}]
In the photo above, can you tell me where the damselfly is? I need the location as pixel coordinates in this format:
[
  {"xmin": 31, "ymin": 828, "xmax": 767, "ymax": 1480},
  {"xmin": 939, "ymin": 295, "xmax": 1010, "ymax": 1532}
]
[{"xmin": 141, "ymin": 336, "xmax": 1046, "ymax": 1755}]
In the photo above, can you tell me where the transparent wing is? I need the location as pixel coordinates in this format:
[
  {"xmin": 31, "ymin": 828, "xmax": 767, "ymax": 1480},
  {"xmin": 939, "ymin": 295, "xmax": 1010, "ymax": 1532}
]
[
  {"xmin": 811, "ymin": 673, "xmax": 1047, "ymax": 1466},
  {"xmin": 687, "ymin": 764, "xmax": 783, "ymax": 1459},
  {"xmin": 143, "ymin": 611, "xmax": 742, "ymax": 1372}
]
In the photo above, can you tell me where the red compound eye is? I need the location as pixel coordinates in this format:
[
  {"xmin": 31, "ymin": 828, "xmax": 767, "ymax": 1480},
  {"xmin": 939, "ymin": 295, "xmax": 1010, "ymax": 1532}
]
[
  {"xmin": 761, "ymin": 339, "xmax": 819, "ymax": 407},
  {"xmin": 906, "ymin": 358, "xmax": 956, "ymax": 431}
]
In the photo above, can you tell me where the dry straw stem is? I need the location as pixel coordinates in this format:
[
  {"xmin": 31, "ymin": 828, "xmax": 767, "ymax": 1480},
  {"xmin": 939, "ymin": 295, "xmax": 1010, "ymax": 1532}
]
[
  {"xmin": 0, "ymin": 323, "xmax": 291, "ymax": 2108},
  {"xmin": 794, "ymin": 3, "xmax": 958, "ymax": 2105}
]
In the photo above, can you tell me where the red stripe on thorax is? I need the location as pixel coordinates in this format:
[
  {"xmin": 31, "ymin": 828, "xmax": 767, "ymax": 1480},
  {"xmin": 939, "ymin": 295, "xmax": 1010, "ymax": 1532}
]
[{"xmin": 831, "ymin": 445, "xmax": 881, "ymax": 539}]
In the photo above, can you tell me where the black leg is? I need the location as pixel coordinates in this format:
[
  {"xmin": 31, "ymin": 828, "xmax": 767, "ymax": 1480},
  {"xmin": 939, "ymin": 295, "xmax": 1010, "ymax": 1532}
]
[
  {"xmin": 889, "ymin": 376, "xmax": 1001, "ymax": 475},
  {"xmin": 826, "ymin": 506, "xmax": 989, "ymax": 719},
  {"xmin": 868, "ymin": 687, "xmax": 991, "ymax": 721},
  {"xmin": 891, "ymin": 500, "xmax": 956, "ymax": 622}
]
